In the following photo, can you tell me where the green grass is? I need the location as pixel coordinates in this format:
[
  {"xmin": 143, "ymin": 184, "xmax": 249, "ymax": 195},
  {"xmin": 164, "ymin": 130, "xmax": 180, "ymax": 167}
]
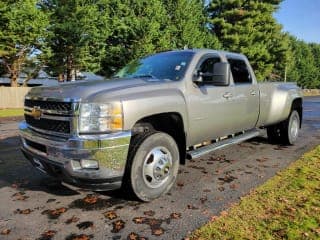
[
  {"xmin": 191, "ymin": 145, "xmax": 320, "ymax": 240},
  {"xmin": 0, "ymin": 108, "xmax": 24, "ymax": 118}
]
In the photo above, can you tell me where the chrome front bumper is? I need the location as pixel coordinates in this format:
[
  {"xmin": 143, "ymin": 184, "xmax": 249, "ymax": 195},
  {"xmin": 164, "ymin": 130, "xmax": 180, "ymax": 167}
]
[{"xmin": 19, "ymin": 121, "xmax": 131, "ymax": 190}]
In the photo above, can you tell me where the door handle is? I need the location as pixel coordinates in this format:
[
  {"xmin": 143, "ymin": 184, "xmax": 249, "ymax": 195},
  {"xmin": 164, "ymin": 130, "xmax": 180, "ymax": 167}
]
[
  {"xmin": 250, "ymin": 90, "xmax": 256, "ymax": 96},
  {"xmin": 223, "ymin": 92, "xmax": 233, "ymax": 99}
]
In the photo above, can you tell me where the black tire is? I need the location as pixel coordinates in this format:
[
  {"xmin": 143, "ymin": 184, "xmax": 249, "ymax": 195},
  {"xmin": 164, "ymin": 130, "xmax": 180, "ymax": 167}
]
[
  {"xmin": 124, "ymin": 132, "xmax": 179, "ymax": 202},
  {"xmin": 267, "ymin": 110, "xmax": 300, "ymax": 145},
  {"xmin": 267, "ymin": 124, "xmax": 281, "ymax": 143},
  {"xmin": 280, "ymin": 110, "xmax": 300, "ymax": 145}
]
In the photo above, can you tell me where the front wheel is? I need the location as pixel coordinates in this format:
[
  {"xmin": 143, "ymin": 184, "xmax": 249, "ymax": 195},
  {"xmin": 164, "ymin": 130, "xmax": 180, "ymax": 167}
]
[{"xmin": 126, "ymin": 132, "xmax": 179, "ymax": 202}]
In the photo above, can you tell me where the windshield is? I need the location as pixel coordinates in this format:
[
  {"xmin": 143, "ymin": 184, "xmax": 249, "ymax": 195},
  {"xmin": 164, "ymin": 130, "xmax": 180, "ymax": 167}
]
[{"xmin": 114, "ymin": 51, "xmax": 194, "ymax": 81}]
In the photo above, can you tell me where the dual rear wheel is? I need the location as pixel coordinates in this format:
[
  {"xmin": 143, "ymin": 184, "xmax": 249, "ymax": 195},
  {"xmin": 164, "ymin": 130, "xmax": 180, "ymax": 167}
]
[{"xmin": 267, "ymin": 110, "xmax": 300, "ymax": 145}]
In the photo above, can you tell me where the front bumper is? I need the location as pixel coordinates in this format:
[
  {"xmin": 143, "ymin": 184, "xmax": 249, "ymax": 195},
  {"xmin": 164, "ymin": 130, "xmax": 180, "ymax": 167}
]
[{"xmin": 19, "ymin": 121, "xmax": 131, "ymax": 191}]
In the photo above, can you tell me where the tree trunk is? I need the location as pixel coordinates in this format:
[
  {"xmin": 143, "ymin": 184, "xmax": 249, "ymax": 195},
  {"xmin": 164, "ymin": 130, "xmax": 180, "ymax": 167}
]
[
  {"xmin": 58, "ymin": 73, "xmax": 64, "ymax": 82},
  {"xmin": 10, "ymin": 68, "xmax": 19, "ymax": 87},
  {"xmin": 66, "ymin": 54, "xmax": 73, "ymax": 81}
]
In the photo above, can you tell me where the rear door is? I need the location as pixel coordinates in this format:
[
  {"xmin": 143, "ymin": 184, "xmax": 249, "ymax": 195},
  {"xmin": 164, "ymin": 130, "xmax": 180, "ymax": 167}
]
[{"xmin": 226, "ymin": 57, "xmax": 259, "ymax": 130}]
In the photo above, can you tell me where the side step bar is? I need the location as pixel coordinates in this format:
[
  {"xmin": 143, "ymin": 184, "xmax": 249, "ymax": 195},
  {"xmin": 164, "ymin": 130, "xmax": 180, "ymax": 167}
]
[{"xmin": 187, "ymin": 129, "xmax": 261, "ymax": 159}]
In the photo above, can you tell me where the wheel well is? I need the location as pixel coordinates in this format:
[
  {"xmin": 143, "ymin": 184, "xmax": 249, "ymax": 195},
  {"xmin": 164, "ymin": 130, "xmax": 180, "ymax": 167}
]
[
  {"xmin": 291, "ymin": 98, "xmax": 303, "ymax": 127},
  {"xmin": 131, "ymin": 113, "xmax": 187, "ymax": 164}
]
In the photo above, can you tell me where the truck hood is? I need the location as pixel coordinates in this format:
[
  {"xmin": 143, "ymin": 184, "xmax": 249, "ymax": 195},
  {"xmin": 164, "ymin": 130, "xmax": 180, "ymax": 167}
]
[{"xmin": 27, "ymin": 77, "xmax": 172, "ymax": 102}]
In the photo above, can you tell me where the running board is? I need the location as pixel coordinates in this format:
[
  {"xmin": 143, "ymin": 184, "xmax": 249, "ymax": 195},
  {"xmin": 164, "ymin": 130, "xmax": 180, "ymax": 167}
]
[{"xmin": 187, "ymin": 129, "xmax": 261, "ymax": 159}]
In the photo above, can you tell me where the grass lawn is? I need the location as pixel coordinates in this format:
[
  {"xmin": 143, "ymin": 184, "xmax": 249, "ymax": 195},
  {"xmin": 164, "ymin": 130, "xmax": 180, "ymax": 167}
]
[
  {"xmin": 191, "ymin": 145, "xmax": 320, "ymax": 240},
  {"xmin": 0, "ymin": 108, "xmax": 24, "ymax": 118}
]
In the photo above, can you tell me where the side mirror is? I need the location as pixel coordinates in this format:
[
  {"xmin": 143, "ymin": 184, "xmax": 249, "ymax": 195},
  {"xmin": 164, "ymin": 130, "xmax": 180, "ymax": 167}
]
[{"xmin": 212, "ymin": 62, "xmax": 230, "ymax": 86}]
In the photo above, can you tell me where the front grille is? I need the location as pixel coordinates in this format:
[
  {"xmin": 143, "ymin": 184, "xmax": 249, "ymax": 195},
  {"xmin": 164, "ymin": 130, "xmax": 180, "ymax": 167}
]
[
  {"xmin": 25, "ymin": 114, "xmax": 71, "ymax": 134},
  {"xmin": 25, "ymin": 99, "xmax": 72, "ymax": 112}
]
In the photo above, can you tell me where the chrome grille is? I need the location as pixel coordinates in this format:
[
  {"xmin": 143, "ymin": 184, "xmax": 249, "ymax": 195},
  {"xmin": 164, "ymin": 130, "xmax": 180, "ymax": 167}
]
[
  {"xmin": 25, "ymin": 99, "xmax": 72, "ymax": 113},
  {"xmin": 25, "ymin": 114, "xmax": 71, "ymax": 134},
  {"xmin": 24, "ymin": 98, "xmax": 76, "ymax": 136}
]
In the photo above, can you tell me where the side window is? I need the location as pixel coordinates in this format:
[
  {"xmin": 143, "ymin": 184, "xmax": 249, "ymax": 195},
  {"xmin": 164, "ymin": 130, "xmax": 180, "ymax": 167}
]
[
  {"xmin": 227, "ymin": 58, "xmax": 252, "ymax": 84},
  {"xmin": 199, "ymin": 57, "xmax": 220, "ymax": 82}
]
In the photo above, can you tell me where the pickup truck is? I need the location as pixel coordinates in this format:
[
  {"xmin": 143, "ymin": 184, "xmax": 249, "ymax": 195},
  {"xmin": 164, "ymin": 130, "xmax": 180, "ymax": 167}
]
[{"xmin": 19, "ymin": 49, "xmax": 303, "ymax": 201}]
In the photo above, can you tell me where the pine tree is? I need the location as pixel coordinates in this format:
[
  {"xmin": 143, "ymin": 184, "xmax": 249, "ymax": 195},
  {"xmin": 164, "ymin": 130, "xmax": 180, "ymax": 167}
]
[
  {"xmin": 162, "ymin": 0, "xmax": 220, "ymax": 50},
  {"xmin": 0, "ymin": 0, "xmax": 49, "ymax": 86},
  {"xmin": 207, "ymin": 0, "xmax": 284, "ymax": 80},
  {"xmin": 287, "ymin": 37, "xmax": 318, "ymax": 88},
  {"xmin": 42, "ymin": 0, "xmax": 110, "ymax": 81}
]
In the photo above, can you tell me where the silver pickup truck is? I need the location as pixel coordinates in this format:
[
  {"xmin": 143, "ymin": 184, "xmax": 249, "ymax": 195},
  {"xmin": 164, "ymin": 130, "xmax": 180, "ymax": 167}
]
[{"xmin": 19, "ymin": 49, "xmax": 303, "ymax": 201}]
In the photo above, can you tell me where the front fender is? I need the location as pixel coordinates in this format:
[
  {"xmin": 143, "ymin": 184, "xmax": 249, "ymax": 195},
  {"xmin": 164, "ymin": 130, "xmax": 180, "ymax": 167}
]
[{"xmin": 122, "ymin": 89, "xmax": 188, "ymax": 133}]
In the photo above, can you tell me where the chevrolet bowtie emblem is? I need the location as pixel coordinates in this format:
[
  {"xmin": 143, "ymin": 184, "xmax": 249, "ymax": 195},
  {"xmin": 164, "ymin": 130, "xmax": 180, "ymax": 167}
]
[{"xmin": 31, "ymin": 106, "xmax": 42, "ymax": 120}]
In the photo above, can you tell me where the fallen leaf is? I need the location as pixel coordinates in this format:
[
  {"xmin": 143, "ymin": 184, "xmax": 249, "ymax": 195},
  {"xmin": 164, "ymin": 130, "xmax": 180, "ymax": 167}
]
[
  {"xmin": 147, "ymin": 218, "xmax": 162, "ymax": 227},
  {"xmin": 83, "ymin": 195, "xmax": 98, "ymax": 204},
  {"xmin": 14, "ymin": 208, "xmax": 32, "ymax": 214},
  {"xmin": 170, "ymin": 212, "xmax": 181, "ymax": 219},
  {"xmin": 187, "ymin": 204, "xmax": 199, "ymax": 210},
  {"xmin": 143, "ymin": 210, "xmax": 155, "ymax": 217},
  {"xmin": 40, "ymin": 230, "xmax": 57, "ymax": 239},
  {"xmin": 65, "ymin": 216, "xmax": 80, "ymax": 224},
  {"xmin": 42, "ymin": 207, "xmax": 67, "ymax": 219},
  {"xmin": 218, "ymin": 175, "xmax": 237, "ymax": 183},
  {"xmin": 103, "ymin": 210, "xmax": 118, "ymax": 220},
  {"xmin": 76, "ymin": 221, "xmax": 94, "ymax": 230},
  {"xmin": 1, "ymin": 229, "xmax": 11, "ymax": 235},
  {"xmin": 133, "ymin": 217, "xmax": 147, "ymax": 224},
  {"xmin": 65, "ymin": 234, "xmax": 93, "ymax": 240},
  {"xmin": 152, "ymin": 227, "xmax": 164, "ymax": 236},
  {"xmin": 11, "ymin": 192, "xmax": 29, "ymax": 201},
  {"xmin": 177, "ymin": 182, "xmax": 184, "ymax": 187},
  {"xmin": 127, "ymin": 232, "xmax": 139, "ymax": 240},
  {"xmin": 111, "ymin": 220, "xmax": 125, "ymax": 233}
]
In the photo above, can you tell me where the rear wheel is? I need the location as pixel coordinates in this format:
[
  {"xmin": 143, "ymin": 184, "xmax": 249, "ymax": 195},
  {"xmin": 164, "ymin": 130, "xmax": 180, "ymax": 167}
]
[
  {"xmin": 280, "ymin": 110, "xmax": 300, "ymax": 145},
  {"xmin": 125, "ymin": 132, "xmax": 179, "ymax": 202},
  {"xmin": 267, "ymin": 110, "xmax": 300, "ymax": 145}
]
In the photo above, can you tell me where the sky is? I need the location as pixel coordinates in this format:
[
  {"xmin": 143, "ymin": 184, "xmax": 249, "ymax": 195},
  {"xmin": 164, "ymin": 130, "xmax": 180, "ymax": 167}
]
[{"xmin": 274, "ymin": 0, "xmax": 320, "ymax": 43}]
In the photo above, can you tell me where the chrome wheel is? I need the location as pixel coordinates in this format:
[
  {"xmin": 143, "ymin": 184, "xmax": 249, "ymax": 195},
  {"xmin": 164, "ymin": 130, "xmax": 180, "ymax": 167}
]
[
  {"xmin": 142, "ymin": 146, "xmax": 173, "ymax": 189},
  {"xmin": 290, "ymin": 115, "xmax": 299, "ymax": 141}
]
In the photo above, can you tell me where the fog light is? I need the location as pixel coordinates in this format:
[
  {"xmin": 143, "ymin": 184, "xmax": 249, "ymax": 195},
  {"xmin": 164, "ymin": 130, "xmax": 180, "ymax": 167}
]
[{"xmin": 80, "ymin": 159, "xmax": 99, "ymax": 169}]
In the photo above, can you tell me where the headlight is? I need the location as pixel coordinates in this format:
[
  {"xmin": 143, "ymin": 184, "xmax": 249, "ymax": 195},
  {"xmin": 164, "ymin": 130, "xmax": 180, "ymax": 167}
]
[{"xmin": 79, "ymin": 102, "xmax": 123, "ymax": 133}]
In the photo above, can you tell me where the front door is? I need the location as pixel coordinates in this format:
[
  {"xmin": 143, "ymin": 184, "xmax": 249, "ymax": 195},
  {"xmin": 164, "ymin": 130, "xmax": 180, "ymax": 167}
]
[{"xmin": 186, "ymin": 55, "xmax": 237, "ymax": 145}]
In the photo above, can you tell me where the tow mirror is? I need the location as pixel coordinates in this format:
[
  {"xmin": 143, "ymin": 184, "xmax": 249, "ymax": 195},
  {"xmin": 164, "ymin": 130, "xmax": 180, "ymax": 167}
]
[{"xmin": 211, "ymin": 62, "xmax": 230, "ymax": 86}]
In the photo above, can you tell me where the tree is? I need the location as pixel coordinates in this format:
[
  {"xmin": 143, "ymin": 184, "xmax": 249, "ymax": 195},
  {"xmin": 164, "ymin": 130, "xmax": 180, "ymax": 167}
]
[
  {"xmin": 101, "ymin": 0, "xmax": 170, "ymax": 76},
  {"xmin": 207, "ymin": 0, "xmax": 285, "ymax": 80},
  {"xmin": 41, "ymin": 0, "xmax": 110, "ymax": 81},
  {"xmin": 162, "ymin": 0, "xmax": 220, "ymax": 50},
  {"xmin": 0, "ymin": 0, "xmax": 49, "ymax": 86},
  {"xmin": 101, "ymin": 0, "xmax": 221, "ymax": 77},
  {"xmin": 286, "ymin": 37, "xmax": 318, "ymax": 88}
]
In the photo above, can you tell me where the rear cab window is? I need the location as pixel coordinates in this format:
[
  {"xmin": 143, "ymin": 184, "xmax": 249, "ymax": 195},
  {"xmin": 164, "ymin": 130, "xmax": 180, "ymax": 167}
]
[{"xmin": 226, "ymin": 57, "xmax": 252, "ymax": 84}]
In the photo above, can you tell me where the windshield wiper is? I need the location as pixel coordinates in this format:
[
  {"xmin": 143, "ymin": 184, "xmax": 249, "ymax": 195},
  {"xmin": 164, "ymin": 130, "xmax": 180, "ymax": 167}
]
[{"xmin": 132, "ymin": 74, "xmax": 156, "ymax": 79}]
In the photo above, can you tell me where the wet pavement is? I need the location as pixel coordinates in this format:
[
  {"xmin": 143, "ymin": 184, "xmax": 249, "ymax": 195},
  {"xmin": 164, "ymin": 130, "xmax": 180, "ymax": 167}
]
[{"xmin": 0, "ymin": 96, "xmax": 319, "ymax": 240}]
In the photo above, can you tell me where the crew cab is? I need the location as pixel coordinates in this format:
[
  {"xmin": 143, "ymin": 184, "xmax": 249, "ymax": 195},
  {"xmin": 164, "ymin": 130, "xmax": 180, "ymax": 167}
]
[{"xmin": 19, "ymin": 49, "xmax": 303, "ymax": 201}]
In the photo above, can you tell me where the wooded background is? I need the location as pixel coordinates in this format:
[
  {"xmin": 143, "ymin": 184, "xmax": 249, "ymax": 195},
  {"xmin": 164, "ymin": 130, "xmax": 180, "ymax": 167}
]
[{"xmin": 0, "ymin": 0, "xmax": 319, "ymax": 88}]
